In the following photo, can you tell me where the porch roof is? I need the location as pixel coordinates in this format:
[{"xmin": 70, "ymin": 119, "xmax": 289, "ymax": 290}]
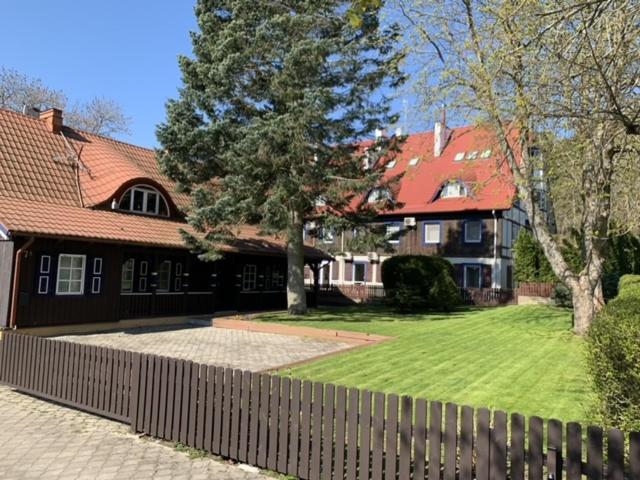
[{"xmin": 0, "ymin": 196, "xmax": 330, "ymax": 260}]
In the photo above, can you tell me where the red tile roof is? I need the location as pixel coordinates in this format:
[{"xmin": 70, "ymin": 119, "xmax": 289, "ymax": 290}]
[
  {"xmin": 365, "ymin": 126, "xmax": 517, "ymax": 215},
  {"xmin": 0, "ymin": 108, "xmax": 328, "ymax": 259}
]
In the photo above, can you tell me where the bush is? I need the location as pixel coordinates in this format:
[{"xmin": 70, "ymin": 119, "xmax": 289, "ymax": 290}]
[
  {"xmin": 381, "ymin": 255, "xmax": 461, "ymax": 312},
  {"xmin": 552, "ymin": 283, "xmax": 573, "ymax": 308},
  {"xmin": 513, "ymin": 230, "xmax": 557, "ymax": 283},
  {"xmin": 586, "ymin": 274, "xmax": 640, "ymax": 432}
]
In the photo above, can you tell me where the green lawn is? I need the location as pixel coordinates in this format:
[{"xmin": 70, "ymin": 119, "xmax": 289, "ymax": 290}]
[{"xmin": 257, "ymin": 305, "xmax": 591, "ymax": 424}]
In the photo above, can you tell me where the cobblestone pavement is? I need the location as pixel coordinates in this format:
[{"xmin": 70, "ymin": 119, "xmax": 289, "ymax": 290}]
[
  {"xmin": 0, "ymin": 386, "xmax": 269, "ymax": 479},
  {"xmin": 56, "ymin": 322, "xmax": 350, "ymax": 371}
]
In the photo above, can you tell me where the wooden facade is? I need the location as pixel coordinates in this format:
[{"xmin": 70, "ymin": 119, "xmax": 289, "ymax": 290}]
[{"xmin": 8, "ymin": 236, "xmax": 303, "ymax": 328}]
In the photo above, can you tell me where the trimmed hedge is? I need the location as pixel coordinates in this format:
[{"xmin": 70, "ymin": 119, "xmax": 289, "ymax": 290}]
[
  {"xmin": 586, "ymin": 274, "xmax": 640, "ymax": 432},
  {"xmin": 381, "ymin": 255, "xmax": 461, "ymax": 312}
]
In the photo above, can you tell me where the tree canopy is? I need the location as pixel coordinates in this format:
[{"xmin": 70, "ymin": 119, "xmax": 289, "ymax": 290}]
[{"xmin": 157, "ymin": 0, "xmax": 404, "ymax": 314}]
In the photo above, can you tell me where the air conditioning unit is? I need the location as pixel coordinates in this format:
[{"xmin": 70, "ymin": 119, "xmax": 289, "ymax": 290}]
[
  {"xmin": 404, "ymin": 217, "xmax": 417, "ymax": 228},
  {"xmin": 343, "ymin": 252, "xmax": 353, "ymax": 261},
  {"xmin": 368, "ymin": 252, "xmax": 379, "ymax": 262}
]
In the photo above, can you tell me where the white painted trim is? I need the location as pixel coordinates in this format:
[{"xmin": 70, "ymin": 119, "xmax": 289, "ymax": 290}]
[
  {"xmin": 55, "ymin": 254, "xmax": 86, "ymax": 296},
  {"xmin": 121, "ymin": 292, "xmax": 153, "ymax": 296},
  {"xmin": 444, "ymin": 257, "xmax": 495, "ymax": 265},
  {"xmin": 0, "ymin": 226, "xmax": 9, "ymax": 240}
]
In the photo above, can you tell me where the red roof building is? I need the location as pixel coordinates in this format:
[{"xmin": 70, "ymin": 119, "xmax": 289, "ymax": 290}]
[
  {"xmin": 0, "ymin": 108, "xmax": 327, "ymax": 330},
  {"xmin": 306, "ymin": 120, "xmax": 528, "ymax": 293}
]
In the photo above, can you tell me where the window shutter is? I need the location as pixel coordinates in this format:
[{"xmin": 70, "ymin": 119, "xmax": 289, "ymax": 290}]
[
  {"xmin": 36, "ymin": 254, "xmax": 55, "ymax": 295},
  {"xmin": 87, "ymin": 256, "xmax": 104, "ymax": 295}
]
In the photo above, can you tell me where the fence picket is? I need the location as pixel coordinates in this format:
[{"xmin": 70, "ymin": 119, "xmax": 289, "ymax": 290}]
[
  {"xmin": 221, "ymin": 367, "xmax": 233, "ymax": 457},
  {"xmin": 607, "ymin": 429, "xmax": 624, "ymax": 480},
  {"xmin": 566, "ymin": 422, "xmax": 582, "ymax": 480},
  {"xmin": 360, "ymin": 390, "xmax": 374, "ymax": 480},
  {"xmin": 229, "ymin": 369, "xmax": 242, "ymax": 459},
  {"xmin": 510, "ymin": 413, "xmax": 525, "ymax": 480},
  {"xmin": 528, "ymin": 416, "xmax": 544, "ymax": 480},
  {"xmin": 429, "ymin": 401, "xmax": 444, "ymax": 480},
  {"xmin": 491, "ymin": 410, "xmax": 507, "ymax": 480},
  {"xmin": 212, "ymin": 366, "xmax": 224, "ymax": 454},
  {"xmin": 586, "ymin": 426, "xmax": 603, "ymax": 480},
  {"xmin": 310, "ymin": 382, "xmax": 323, "ymax": 480},
  {"xmin": 299, "ymin": 380, "xmax": 313, "ymax": 479},
  {"xmin": 278, "ymin": 377, "xmax": 292, "ymax": 474},
  {"xmin": 333, "ymin": 385, "xmax": 348, "ymax": 480},
  {"xmin": 248, "ymin": 372, "xmax": 261, "ymax": 465},
  {"xmin": 460, "ymin": 406, "xmax": 474, "ymax": 480},
  {"xmin": 187, "ymin": 363, "xmax": 199, "ymax": 447},
  {"xmin": 288, "ymin": 378, "xmax": 302, "ymax": 477},
  {"xmin": 444, "ymin": 402, "xmax": 458, "ymax": 480},
  {"xmin": 476, "ymin": 408, "xmax": 490, "ymax": 480},
  {"xmin": 239, "ymin": 371, "xmax": 252, "ymax": 463},
  {"xmin": 346, "ymin": 388, "xmax": 360, "ymax": 480},
  {"xmin": 413, "ymin": 398, "xmax": 427, "ymax": 480},
  {"xmin": 196, "ymin": 364, "xmax": 208, "ymax": 450},
  {"xmin": 399, "ymin": 395, "xmax": 413, "ymax": 480},
  {"xmin": 157, "ymin": 357, "xmax": 169, "ymax": 439},
  {"xmin": 385, "ymin": 394, "xmax": 399, "ymax": 480},
  {"xmin": 257, "ymin": 374, "xmax": 271, "ymax": 469},
  {"xmin": 630, "ymin": 432, "xmax": 640, "ymax": 480},
  {"xmin": 204, "ymin": 365, "xmax": 216, "ymax": 451},
  {"xmin": 172, "ymin": 360, "xmax": 185, "ymax": 442},
  {"xmin": 268, "ymin": 375, "xmax": 282, "ymax": 472},
  {"xmin": 321, "ymin": 383, "xmax": 335, "ymax": 480},
  {"xmin": 150, "ymin": 356, "xmax": 162, "ymax": 437},
  {"xmin": 548, "ymin": 419, "xmax": 563, "ymax": 480}
]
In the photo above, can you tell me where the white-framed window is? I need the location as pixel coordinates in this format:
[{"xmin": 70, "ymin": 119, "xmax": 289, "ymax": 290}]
[
  {"xmin": 466, "ymin": 151, "xmax": 478, "ymax": 160},
  {"xmin": 367, "ymin": 187, "xmax": 391, "ymax": 204},
  {"xmin": 353, "ymin": 263, "xmax": 366, "ymax": 283},
  {"xmin": 385, "ymin": 224, "xmax": 401, "ymax": 244},
  {"xmin": 91, "ymin": 277, "xmax": 101, "ymax": 294},
  {"xmin": 121, "ymin": 258, "xmax": 135, "ymax": 292},
  {"xmin": 93, "ymin": 258, "xmax": 103, "ymax": 275},
  {"xmin": 38, "ymin": 276, "xmax": 49, "ymax": 295},
  {"xmin": 424, "ymin": 222, "xmax": 441, "ymax": 244},
  {"xmin": 440, "ymin": 181, "xmax": 468, "ymax": 199},
  {"xmin": 139, "ymin": 277, "xmax": 148, "ymax": 292},
  {"xmin": 464, "ymin": 265, "xmax": 482, "ymax": 288},
  {"xmin": 56, "ymin": 254, "xmax": 86, "ymax": 295},
  {"xmin": 158, "ymin": 261, "xmax": 171, "ymax": 292},
  {"xmin": 242, "ymin": 264, "xmax": 257, "ymax": 291},
  {"xmin": 40, "ymin": 255, "xmax": 51, "ymax": 274},
  {"xmin": 321, "ymin": 228, "xmax": 335, "ymax": 244},
  {"xmin": 480, "ymin": 149, "xmax": 492, "ymax": 158},
  {"xmin": 464, "ymin": 220, "xmax": 482, "ymax": 243},
  {"xmin": 118, "ymin": 185, "xmax": 170, "ymax": 217}
]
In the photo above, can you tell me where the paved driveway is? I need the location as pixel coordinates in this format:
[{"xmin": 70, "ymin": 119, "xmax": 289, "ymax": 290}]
[
  {"xmin": 56, "ymin": 322, "xmax": 350, "ymax": 371},
  {"xmin": 0, "ymin": 386, "xmax": 267, "ymax": 480}
]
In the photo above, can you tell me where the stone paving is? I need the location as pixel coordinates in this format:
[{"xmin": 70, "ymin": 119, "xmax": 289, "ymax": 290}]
[
  {"xmin": 0, "ymin": 385, "xmax": 269, "ymax": 479},
  {"xmin": 56, "ymin": 322, "xmax": 351, "ymax": 371}
]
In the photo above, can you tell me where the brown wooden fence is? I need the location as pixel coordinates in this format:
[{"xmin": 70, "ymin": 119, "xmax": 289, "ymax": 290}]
[
  {"xmin": 517, "ymin": 283, "xmax": 556, "ymax": 298},
  {"xmin": 1, "ymin": 332, "xmax": 640, "ymax": 480}
]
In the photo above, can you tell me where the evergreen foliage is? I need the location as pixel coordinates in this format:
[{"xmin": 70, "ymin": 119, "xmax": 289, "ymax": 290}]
[
  {"xmin": 513, "ymin": 230, "xmax": 557, "ymax": 283},
  {"xmin": 156, "ymin": 0, "xmax": 404, "ymax": 314},
  {"xmin": 587, "ymin": 275, "xmax": 640, "ymax": 432},
  {"xmin": 381, "ymin": 255, "xmax": 461, "ymax": 312}
]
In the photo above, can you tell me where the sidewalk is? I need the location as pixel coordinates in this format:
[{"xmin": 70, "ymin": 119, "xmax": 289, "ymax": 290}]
[{"xmin": 0, "ymin": 386, "xmax": 269, "ymax": 480}]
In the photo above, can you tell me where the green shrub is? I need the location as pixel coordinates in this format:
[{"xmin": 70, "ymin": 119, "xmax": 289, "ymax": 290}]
[
  {"xmin": 552, "ymin": 283, "xmax": 573, "ymax": 308},
  {"xmin": 586, "ymin": 274, "xmax": 640, "ymax": 432},
  {"xmin": 381, "ymin": 255, "xmax": 461, "ymax": 312},
  {"xmin": 513, "ymin": 230, "xmax": 557, "ymax": 283}
]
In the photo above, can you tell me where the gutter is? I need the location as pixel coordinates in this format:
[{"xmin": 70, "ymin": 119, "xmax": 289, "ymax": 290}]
[
  {"xmin": 9, "ymin": 237, "xmax": 35, "ymax": 329},
  {"xmin": 492, "ymin": 209, "xmax": 498, "ymax": 288}
]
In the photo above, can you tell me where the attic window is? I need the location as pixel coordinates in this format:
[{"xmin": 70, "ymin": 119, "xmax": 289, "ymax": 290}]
[
  {"xmin": 454, "ymin": 152, "xmax": 465, "ymax": 161},
  {"xmin": 439, "ymin": 181, "xmax": 468, "ymax": 199},
  {"xmin": 367, "ymin": 187, "xmax": 392, "ymax": 204},
  {"xmin": 466, "ymin": 151, "xmax": 478, "ymax": 160},
  {"xmin": 386, "ymin": 160, "xmax": 397, "ymax": 169},
  {"xmin": 119, "ymin": 185, "xmax": 170, "ymax": 217},
  {"xmin": 480, "ymin": 149, "xmax": 492, "ymax": 158},
  {"xmin": 408, "ymin": 157, "xmax": 420, "ymax": 166}
]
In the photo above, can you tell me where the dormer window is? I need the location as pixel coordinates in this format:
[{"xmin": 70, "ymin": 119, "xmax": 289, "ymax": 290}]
[
  {"xmin": 119, "ymin": 185, "xmax": 169, "ymax": 217},
  {"xmin": 367, "ymin": 187, "xmax": 392, "ymax": 204},
  {"xmin": 439, "ymin": 181, "xmax": 469, "ymax": 199}
]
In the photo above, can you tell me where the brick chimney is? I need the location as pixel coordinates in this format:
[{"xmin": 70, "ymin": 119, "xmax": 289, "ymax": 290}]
[
  {"xmin": 39, "ymin": 108, "xmax": 63, "ymax": 134},
  {"xmin": 434, "ymin": 109, "xmax": 450, "ymax": 157}
]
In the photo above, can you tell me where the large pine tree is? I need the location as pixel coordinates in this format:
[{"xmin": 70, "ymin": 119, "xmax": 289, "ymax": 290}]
[{"xmin": 157, "ymin": 0, "xmax": 404, "ymax": 314}]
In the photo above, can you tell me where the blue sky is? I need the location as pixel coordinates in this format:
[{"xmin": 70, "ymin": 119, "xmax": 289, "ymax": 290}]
[{"xmin": 2, "ymin": 1, "xmax": 429, "ymax": 148}]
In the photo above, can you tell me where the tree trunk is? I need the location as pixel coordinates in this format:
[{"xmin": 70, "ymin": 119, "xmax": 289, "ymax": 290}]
[
  {"xmin": 286, "ymin": 207, "xmax": 307, "ymax": 315},
  {"xmin": 571, "ymin": 277, "xmax": 598, "ymax": 336}
]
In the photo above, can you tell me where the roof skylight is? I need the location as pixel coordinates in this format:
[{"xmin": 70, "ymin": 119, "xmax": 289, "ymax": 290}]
[
  {"xmin": 481, "ymin": 149, "xmax": 492, "ymax": 158},
  {"xmin": 454, "ymin": 152, "xmax": 465, "ymax": 161},
  {"xmin": 466, "ymin": 151, "xmax": 478, "ymax": 160},
  {"xmin": 408, "ymin": 157, "xmax": 419, "ymax": 166},
  {"xmin": 386, "ymin": 160, "xmax": 397, "ymax": 169}
]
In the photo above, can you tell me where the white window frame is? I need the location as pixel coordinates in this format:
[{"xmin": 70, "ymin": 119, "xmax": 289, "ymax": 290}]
[
  {"xmin": 386, "ymin": 159, "xmax": 397, "ymax": 169},
  {"xmin": 408, "ymin": 157, "xmax": 419, "ymax": 166},
  {"xmin": 140, "ymin": 261, "xmax": 148, "ymax": 276},
  {"xmin": 121, "ymin": 258, "xmax": 135, "ymax": 293},
  {"xmin": 385, "ymin": 224, "xmax": 401, "ymax": 244},
  {"xmin": 91, "ymin": 276, "xmax": 102, "ymax": 294},
  {"xmin": 464, "ymin": 265, "xmax": 482, "ymax": 289},
  {"xmin": 157, "ymin": 261, "xmax": 172, "ymax": 292},
  {"xmin": 353, "ymin": 262, "xmax": 367, "ymax": 284},
  {"xmin": 40, "ymin": 255, "xmax": 51, "ymax": 274},
  {"xmin": 423, "ymin": 223, "xmax": 441, "ymax": 244},
  {"xmin": 464, "ymin": 220, "xmax": 482, "ymax": 243},
  {"xmin": 242, "ymin": 264, "xmax": 257, "ymax": 291},
  {"xmin": 139, "ymin": 277, "xmax": 148, "ymax": 292},
  {"xmin": 441, "ymin": 182, "xmax": 468, "ymax": 199},
  {"xmin": 119, "ymin": 185, "xmax": 170, "ymax": 217},
  {"xmin": 322, "ymin": 229, "xmax": 335, "ymax": 244},
  {"xmin": 93, "ymin": 258, "xmax": 103, "ymax": 275},
  {"xmin": 38, "ymin": 276, "xmax": 49, "ymax": 295},
  {"xmin": 55, "ymin": 254, "xmax": 86, "ymax": 296}
]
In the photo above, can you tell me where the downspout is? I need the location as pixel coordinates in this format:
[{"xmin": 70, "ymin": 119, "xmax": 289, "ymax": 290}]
[
  {"xmin": 492, "ymin": 210, "xmax": 498, "ymax": 289},
  {"xmin": 9, "ymin": 237, "xmax": 35, "ymax": 329}
]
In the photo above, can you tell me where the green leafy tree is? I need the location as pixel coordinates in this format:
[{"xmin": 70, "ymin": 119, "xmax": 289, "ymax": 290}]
[
  {"xmin": 157, "ymin": 0, "xmax": 404, "ymax": 314},
  {"xmin": 513, "ymin": 230, "xmax": 556, "ymax": 283}
]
